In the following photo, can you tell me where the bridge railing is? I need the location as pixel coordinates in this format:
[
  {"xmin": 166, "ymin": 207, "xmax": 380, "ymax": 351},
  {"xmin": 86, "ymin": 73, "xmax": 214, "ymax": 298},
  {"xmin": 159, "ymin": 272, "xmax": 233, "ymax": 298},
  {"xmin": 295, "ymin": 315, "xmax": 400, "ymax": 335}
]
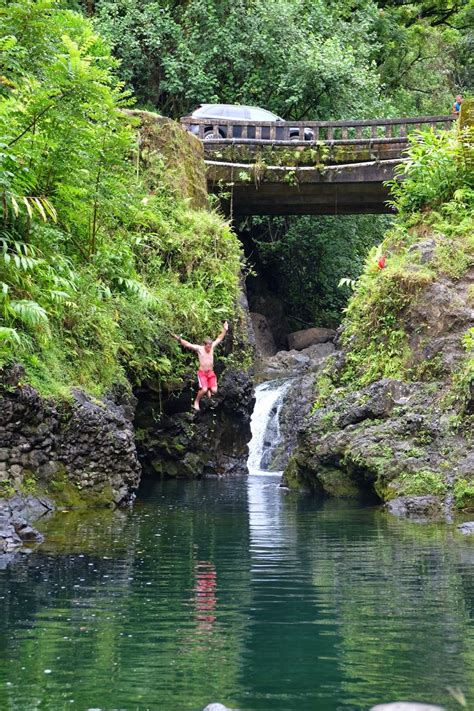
[{"xmin": 180, "ymin": 115, "xmax": 455, "ymax": 143}]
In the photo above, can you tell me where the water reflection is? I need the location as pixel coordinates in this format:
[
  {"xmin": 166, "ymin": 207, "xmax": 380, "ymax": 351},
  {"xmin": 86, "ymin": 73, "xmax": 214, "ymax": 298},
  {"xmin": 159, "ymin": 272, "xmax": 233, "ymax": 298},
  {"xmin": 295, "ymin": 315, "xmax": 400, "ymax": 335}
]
[
  {"xmin": 194, "ymin": 561, "xmax": 217, "ymax": 631},
  {"xmin": 0, "ymin": 478, "xmax": 472, "ymax": 711}
]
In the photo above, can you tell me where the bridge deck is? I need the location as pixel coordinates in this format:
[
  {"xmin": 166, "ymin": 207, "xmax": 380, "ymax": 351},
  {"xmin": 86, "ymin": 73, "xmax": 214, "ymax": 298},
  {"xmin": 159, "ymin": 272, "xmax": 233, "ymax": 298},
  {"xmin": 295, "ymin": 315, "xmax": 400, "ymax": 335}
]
[{"xmin": 179, "ymin": 114, "xmax": 456, "ymax": 215}]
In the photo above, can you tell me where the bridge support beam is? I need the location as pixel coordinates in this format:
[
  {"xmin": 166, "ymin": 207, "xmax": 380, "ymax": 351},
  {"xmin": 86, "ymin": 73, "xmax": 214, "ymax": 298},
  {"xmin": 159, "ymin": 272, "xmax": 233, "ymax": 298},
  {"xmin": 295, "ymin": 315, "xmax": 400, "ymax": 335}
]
[{"xmin": 207, "ymin": 159, "xmax": 398, "ymax": 215}]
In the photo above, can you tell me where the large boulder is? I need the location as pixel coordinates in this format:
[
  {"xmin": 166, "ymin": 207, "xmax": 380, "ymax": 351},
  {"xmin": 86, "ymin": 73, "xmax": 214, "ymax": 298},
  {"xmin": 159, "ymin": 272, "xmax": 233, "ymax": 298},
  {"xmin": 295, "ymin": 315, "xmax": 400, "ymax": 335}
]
[
  {"xmin": 287, "ymin": 327, "xmax": 336, "ymax": 351},
  {"xmin": 250, "ymin": 312, "xmax": 277, "ymax": 356},
  {"xmin": 260, "ymin": 342, "xmax": 335, "ymax": 380}
]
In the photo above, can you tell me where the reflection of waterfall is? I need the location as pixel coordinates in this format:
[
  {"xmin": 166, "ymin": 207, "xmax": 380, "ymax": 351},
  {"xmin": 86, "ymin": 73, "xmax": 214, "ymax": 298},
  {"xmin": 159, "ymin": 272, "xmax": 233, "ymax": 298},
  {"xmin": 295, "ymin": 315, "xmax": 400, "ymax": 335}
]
[{"xmin": 247, "ymin": 380, "xmax": 291, "ymax": 475}]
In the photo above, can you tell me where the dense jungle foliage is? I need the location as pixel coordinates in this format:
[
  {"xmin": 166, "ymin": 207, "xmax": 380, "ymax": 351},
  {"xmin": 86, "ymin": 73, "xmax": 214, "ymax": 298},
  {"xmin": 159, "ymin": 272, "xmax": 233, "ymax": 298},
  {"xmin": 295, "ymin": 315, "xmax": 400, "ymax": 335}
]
[
  {"xmin": 0, "ymin": 0, "xmax": 242, "ymax": 396},
  {"xmin": 65, "ymin": 0, "xmax": 473, "ymax": 331},
  {"xmin": 1, "ymin": 0, "xmax": 472, "ymax": 397},
  {"xmin": 239, "ymin": 215, "xmax": 391, "ymax": 328},
  {"xmin": 69, "ymin": 0, "xmax": 472, "ymax": 120},
  {"xmin": 320, "ymin": 121, "xmax": 474, "ymax": 411}
]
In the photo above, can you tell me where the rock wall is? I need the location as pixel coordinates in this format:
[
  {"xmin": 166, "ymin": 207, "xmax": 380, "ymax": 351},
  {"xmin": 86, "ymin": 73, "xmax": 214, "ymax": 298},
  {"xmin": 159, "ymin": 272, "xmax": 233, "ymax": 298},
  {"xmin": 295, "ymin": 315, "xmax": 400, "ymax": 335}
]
[
  {"xmin": 282, "ymin": 256, "xmax": 474, "ymax": 518},
  {"xmin": 0, "ymin": 365, "xmax": 140, "ymax": 507},
  {"xmin": 135, "ymin": 368, "xmax": 254, "ymax": 479}
]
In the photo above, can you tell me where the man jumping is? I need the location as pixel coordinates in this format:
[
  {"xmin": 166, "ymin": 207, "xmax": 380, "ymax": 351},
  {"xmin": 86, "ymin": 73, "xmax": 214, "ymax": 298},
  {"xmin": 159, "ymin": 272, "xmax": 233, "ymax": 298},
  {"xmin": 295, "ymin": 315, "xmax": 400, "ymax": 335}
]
[{"xmin": 172, "ymin": 322, "xmax": 228, "ymax": 410}]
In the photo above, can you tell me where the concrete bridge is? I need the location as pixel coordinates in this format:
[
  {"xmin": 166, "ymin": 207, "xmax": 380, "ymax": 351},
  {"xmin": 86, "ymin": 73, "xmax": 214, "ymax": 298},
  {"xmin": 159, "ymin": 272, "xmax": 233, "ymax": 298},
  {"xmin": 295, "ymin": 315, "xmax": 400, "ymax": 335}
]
[{"xmin": 180, "ymin": 115, "xmax": 456, "ymax": 215}]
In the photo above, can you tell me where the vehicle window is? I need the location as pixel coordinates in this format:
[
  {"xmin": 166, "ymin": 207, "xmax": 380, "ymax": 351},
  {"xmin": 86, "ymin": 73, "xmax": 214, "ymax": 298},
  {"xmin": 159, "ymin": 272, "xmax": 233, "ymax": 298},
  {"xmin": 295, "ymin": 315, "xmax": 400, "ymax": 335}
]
[
  {"xmin": 220, "ymin": 106, "xmax": 251, "ymax": 119},
  {"xmin": 248, "ymin": 107, "xmax": 281, "ymax": 121},
  {"xmin": 192, "ymin": 105, "xmax": 224, "ymax": 118}
]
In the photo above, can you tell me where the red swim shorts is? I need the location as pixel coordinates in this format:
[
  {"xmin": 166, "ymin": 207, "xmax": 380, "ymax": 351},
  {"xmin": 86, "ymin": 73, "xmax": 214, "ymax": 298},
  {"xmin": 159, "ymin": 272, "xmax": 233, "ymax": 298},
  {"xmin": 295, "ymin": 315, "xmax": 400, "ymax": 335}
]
[{"xmin": 197, "ymin": 369, "xmax": 217, "ymax": 389}]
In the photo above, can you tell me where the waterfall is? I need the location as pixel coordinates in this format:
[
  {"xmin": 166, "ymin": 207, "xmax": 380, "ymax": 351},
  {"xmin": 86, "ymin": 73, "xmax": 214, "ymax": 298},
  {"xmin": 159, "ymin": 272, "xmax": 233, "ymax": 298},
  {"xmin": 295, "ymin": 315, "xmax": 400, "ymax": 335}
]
[{"xmin": 247, "ymin": 380, "xmax": 291, "ymax": 475}]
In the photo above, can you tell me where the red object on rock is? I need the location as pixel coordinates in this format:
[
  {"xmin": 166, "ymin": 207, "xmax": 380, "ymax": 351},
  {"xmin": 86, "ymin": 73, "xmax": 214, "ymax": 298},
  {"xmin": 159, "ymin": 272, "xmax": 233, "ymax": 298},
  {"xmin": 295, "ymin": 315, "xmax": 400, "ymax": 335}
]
[{"xmin": 378, "ymin": 255, "xmax": 386, "ymax": 269}]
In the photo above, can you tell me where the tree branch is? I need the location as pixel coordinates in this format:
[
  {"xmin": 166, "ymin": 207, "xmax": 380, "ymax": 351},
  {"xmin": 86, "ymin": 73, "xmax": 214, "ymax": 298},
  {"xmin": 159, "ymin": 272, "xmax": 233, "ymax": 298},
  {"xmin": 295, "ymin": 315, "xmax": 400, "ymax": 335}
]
[{"xmin": 7, "ymin": 92, "xmax": 70, "ymax": 148}]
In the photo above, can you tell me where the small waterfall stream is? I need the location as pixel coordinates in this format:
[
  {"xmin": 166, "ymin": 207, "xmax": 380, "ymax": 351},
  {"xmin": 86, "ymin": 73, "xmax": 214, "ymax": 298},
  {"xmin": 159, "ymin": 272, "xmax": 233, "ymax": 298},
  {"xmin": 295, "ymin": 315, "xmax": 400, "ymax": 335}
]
[{"xmin": 247, "ymin": 379, "xmax": 291, "ymax": 475}]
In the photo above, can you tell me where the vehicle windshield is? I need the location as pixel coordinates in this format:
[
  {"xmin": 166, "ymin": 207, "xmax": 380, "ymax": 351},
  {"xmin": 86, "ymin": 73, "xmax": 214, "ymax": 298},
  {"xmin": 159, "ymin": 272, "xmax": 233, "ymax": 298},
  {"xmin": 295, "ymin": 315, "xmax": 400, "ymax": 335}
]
[
  {"xmin": 247, "ymin": 107, "xmax": 283, "ymax": 121},
  {"xmin": 191, "ymin": 104, "xmax": 283, "ymax": 122}
]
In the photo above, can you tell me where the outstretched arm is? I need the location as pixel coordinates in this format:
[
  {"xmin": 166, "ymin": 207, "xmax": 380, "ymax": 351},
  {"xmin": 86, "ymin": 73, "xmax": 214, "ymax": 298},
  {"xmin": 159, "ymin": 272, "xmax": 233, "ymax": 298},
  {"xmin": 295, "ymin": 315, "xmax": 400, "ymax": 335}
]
[
  {"xmin": 212, "ymin": 321, "xmax": 229, "ymax": 348},
  {"xmin": 171, "ymin": 333, "xmax": 200, "ymax": 352}
]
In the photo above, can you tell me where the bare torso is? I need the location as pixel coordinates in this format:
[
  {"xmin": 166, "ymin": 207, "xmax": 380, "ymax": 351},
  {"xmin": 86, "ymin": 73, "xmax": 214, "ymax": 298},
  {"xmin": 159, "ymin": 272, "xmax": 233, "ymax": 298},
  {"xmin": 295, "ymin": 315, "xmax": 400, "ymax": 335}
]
[{"xmin": 196, "ymin": 345, "xmax": 215, "ymax": 371}]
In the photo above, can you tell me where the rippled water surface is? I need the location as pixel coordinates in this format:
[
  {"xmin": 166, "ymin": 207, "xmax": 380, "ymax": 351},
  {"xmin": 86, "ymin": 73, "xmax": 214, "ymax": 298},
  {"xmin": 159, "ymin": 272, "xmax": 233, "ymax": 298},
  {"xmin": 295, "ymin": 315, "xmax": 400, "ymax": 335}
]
[{"xmin": 1, "ymin": 476, "xmax": 473, "ymax": 711}]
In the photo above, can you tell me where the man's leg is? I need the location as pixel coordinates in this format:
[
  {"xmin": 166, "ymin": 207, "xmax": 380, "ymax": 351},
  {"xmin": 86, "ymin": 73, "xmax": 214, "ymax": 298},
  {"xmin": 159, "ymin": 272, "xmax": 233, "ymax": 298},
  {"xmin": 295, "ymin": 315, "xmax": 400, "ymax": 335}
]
[
  {"xmin": 194, "ymin": 387, "xmax": 208, "ymax": 410},
  {"xmin": 208, "ymin": 373, "xmax": 218, "ymax": 399}
]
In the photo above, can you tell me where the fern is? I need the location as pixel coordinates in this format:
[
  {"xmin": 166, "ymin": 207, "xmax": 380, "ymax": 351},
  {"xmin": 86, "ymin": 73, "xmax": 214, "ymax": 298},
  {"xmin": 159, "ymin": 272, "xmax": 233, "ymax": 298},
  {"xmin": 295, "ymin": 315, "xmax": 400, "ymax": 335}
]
[
  {"xmin": 0, "ymin": 326, "xmax": 22, "ymax": 345},
  {"xmin": 115, "ymin": 276, "xmax": 158, "ymax": 307},
  {"xmin": 8, "ymin": 300, "xmax": 49, "ymax": 327}
]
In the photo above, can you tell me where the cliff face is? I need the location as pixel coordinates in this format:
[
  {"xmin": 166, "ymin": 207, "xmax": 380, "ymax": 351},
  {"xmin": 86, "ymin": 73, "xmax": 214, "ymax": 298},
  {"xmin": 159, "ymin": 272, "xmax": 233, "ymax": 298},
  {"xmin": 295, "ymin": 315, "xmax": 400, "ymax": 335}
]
[
  {"xmin": 0, "ymin": 365, "xmax": 140, "ymax": 507},
  {"xmin": 283, "ymin": 232, "xmax": 473, "ymax": 517},
  {"xmin": 0, "ymin": 113, "xmax": 253, "ymax": 520},
  {"xmin": 283, "ymin": 108, "xmax": 473, "ymax": 517}
]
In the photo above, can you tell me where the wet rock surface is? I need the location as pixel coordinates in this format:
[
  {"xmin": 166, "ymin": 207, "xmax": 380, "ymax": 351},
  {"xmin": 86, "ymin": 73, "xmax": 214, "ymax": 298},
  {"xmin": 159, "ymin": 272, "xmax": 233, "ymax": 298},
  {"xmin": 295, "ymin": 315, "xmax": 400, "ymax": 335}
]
[
  {"xmin": 457, "ymin": 521, "xmax": 474, "ymax": 534},
  {"xmin": 135, "ymin": 368, "xmax": 254, "ymax": 479},
  {"xmin": 0, "ymin": 494, "xmax": 53, "ymax": 560},
  {"xmin": 283, "ymin": 374, "xmax": 473, "ymax": 508},
  {"xmin": 0, "ymin": 365, "xmax": 141, "ymax": 508},
  {"xmin": 386, "ymin": 495, "xmax": 445, "ymax": 519},
  {"xmin": 280, "ymin": 257, "xmax": 473, "ymax": 514}
]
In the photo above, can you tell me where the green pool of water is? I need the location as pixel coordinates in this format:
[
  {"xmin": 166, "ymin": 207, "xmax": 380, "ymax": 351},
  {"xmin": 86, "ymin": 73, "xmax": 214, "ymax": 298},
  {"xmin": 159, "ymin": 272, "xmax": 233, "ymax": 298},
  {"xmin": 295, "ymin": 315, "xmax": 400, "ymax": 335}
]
[{"xmin": 0, "ymin": 475, "xmax": 473, "ymax": 711}]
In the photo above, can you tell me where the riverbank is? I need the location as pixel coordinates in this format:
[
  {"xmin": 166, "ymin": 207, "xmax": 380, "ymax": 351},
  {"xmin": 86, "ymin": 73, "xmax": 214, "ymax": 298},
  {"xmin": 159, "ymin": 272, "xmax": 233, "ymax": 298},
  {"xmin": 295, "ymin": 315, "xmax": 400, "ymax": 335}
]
[{"xmin": 280, "ymin": 109, "xmax": 473, "ymax": 517}]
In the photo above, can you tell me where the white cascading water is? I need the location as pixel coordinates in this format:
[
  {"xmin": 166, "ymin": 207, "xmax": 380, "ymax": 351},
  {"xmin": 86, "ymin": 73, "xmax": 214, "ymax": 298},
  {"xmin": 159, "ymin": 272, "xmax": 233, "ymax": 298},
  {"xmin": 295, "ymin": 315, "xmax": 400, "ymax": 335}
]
[{"xmin": 247, "ymin": 380, "xmax": 291, "ymax": 475}]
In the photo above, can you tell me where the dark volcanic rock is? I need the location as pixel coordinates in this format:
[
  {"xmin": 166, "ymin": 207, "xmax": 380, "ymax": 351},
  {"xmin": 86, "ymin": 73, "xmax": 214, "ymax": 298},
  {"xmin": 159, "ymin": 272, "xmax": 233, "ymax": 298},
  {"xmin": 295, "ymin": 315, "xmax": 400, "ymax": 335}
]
[
  {"xmin": 0, "ymin": 370, "xmax": 141, "ymax": 507},
  {"xmin": 246, "ymin": 274, "xmax": 290, "ymax": 349},
  {"xmin": 386, "ymin": 495, "xmax": 444, "ymax": 519},
  {"xmin": 135, "ymin": 368, "xmax": 254, "ymax": 479},
  {"xmin": 250, "ymin": 312, "xmax": 277, "ymax": 356},
  {"xmin": 0, "ymin": 494, "xmax": 53, "ymax": 558}
]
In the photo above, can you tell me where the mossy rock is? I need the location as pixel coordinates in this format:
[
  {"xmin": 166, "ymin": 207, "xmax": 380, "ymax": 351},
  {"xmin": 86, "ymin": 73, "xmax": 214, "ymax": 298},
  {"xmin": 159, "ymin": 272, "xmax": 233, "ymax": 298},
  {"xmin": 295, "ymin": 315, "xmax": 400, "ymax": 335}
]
[
  {"xmin": 317, "ymin": 467, "xmax": 362, "ymax": 498},
  {"xmin": 123, "ymin": 110, "xmax": 207, "ymax": 209},
  {"xmin": 46, "ymin": 472, "xmax": 115, "ymax": 508},
  {"xmin": 282, "ymin": 456, "xmax": 301, "ymax": 490}
]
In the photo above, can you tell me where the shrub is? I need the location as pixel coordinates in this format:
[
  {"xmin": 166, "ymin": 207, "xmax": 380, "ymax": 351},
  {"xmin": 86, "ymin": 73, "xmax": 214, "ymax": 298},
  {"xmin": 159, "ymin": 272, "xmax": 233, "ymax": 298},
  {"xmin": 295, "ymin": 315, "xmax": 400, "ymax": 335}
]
[{"xmin": 0, "ymin": 1, "xmax": 242, "ymax": 396}]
